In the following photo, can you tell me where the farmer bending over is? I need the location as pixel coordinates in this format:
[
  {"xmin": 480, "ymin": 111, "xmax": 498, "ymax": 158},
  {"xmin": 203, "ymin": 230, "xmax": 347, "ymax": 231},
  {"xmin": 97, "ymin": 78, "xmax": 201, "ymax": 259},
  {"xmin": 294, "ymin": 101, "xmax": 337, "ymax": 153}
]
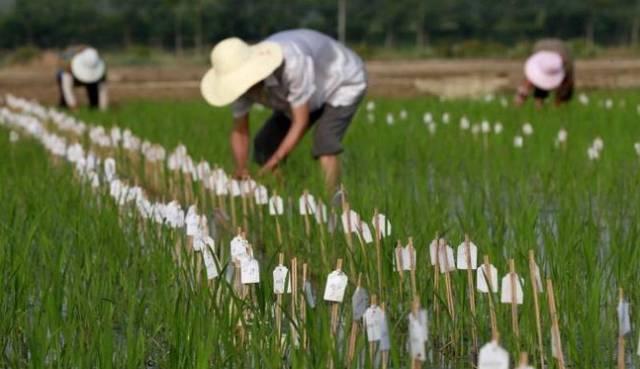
[
  {"xmin": 515, "ymin": 39, "xmax": 574, "ymax": 108},
  {"xmin": 57, "ymin": 46, "xmax": 108, "ymax": 110},
  {"xmin": 200, "ymin": 29, "xmax": 367, "ymax": 193}
]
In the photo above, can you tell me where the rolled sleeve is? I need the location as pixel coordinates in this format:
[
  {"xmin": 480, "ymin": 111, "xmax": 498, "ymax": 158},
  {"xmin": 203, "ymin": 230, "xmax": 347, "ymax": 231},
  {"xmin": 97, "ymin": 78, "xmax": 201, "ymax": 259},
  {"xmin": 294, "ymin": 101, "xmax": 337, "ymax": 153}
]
[
  {"xmin": 282, "ymin": 46, "xmax": 316, "ymax": 108},
  {"xmin": 232, "ymin": 96, "xmax": 252, "ymax": 118}
]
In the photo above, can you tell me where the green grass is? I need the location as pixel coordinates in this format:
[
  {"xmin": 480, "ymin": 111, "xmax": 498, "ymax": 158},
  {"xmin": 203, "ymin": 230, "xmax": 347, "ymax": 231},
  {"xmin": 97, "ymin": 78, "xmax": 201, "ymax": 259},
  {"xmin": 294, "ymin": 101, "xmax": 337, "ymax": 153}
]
[{"xmin": 3, "ymin": 91, "xmax": 640, "ymax": 368}]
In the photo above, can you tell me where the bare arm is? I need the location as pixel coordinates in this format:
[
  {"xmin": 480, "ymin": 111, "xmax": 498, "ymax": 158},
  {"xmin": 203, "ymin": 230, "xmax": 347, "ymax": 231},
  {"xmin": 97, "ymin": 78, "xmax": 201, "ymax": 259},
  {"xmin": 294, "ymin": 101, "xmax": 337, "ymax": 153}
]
[
  {"xmin": 231, "ymin": 114, "xmax": 250, "ymax": 178},
  {"xmin": 260, "ymin": 103, "xmax": 310, "ymax": 173}
]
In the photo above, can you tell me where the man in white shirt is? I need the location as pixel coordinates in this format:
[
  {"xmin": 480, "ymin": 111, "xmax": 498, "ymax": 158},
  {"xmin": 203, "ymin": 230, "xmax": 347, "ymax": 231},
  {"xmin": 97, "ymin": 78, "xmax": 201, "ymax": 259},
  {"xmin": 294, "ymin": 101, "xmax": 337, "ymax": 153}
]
[
  {"xmin": 200, "ymin": 29, "xmax": 367, "ymax": 192},
  {"xmin": 57, "ymin": 46, "xmax": 108, "ymax": 111}
]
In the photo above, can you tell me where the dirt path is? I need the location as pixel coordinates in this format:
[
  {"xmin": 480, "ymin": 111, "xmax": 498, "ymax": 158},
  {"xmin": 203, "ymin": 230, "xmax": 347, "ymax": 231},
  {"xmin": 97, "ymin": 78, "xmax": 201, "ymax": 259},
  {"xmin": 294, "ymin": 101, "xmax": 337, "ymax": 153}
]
[{"xmin": 2, "ymin": 58, "xmax": 639, "ymax": 104}]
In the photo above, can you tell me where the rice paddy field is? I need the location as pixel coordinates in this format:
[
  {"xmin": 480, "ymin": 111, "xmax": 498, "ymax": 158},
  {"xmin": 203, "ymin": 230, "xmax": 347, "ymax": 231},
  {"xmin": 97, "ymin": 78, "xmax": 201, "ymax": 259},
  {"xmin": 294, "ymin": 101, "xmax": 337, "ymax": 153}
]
[{"xmin": 2, "ymin": 91, "xmax": 640, "ymax": 369}]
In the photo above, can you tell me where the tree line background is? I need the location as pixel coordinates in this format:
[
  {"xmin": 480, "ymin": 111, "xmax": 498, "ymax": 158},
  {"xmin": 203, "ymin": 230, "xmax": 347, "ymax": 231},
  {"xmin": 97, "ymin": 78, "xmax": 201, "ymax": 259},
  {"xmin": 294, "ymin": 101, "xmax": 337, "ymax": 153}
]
[{"xmin": 1, "ymin": 0, "xmax": 640, "ymax": 57}]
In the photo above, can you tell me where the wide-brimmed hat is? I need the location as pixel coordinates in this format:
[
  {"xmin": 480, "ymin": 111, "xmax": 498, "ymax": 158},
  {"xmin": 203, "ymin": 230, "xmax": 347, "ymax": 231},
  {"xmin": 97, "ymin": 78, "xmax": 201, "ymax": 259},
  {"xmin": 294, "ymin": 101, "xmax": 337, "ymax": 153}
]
[
  {"xmin": 524, "ymin": 51, "xmax": 565, "ymax": 90},
  {"xmin": 200, "ymin": 37, "xmax": 283, "ymax": 107},
  {"xmin": 71, "ymin": 48, "xmax": 106, "ymax": 84}
]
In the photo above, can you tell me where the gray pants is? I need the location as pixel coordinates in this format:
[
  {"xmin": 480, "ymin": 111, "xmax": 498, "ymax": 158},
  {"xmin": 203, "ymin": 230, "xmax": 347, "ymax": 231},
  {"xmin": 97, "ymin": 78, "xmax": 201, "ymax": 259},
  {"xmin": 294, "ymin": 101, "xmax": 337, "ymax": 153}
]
[{"xmin": 253, "ymin": 102, "xmax": 360, "ymax": 164}]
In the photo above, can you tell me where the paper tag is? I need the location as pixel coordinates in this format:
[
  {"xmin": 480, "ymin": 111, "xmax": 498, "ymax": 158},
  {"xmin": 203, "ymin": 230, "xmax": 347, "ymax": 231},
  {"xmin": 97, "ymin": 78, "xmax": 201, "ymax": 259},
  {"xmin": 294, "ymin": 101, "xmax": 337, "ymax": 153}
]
[
  {"xmin": 352, "ymin": 287, "xmax": 369, "ymax": 319},
  {"xmin": 363, "ymin": 305, "xmax": 383, "ymax": 342},
  {"xmin": 314, "ymin": 202, "xmax": 328, "ymax": 224},
  {"xmin": 341, "ymin": 209, "xmax": 361, "ymax": 234},
  {"xmin": 323, "ymin": 270, "xmax": 348, "ymax": 302},
  {"xmin": 215, "ymin": 177, "xmax": 229, "ymax": 196},
  {"xmin": 230, "ymin": 236, "xmax": 248, "ymax": 262},
  {"xmin": 268, "ymin": 196, "xmax": 284, "ymax": 215},
  {"xmin": 500, "ymin": 273, "xmax": 524, "ymax": 304},
  {"xmin": 360, "ymin": 221, "xmax": 373, "ymax": 244},
  {"xmin": 439, "ymin": 245, "xmax": 456, "ymax": 273},
  {"xmin": 230, "ymin": 180, "xmax": 242, "ymax": 197},
  {"xmin": 478, "ymin": 341, "xmax": 509, "ymax": 369},
  {"xmin": 401, "ymin": 246, "xmax": 415, "ymax": 271},
  {"xmin": 618, "ymin": 301, "xmax": 631, "ymax": 336},
  {"xmin": 532, "ymin": 262, "xmax": 544, "ymax": 293},
  {"xmin": 273, "ymin": 265, "xmax": 291, "ymax": 294},
  {"xmin": 456, "ymin": 241, "xmax": 478, "ymax": 270},
  {"xmin": 477, "ymin": 264, "xmax": 499, "ymax": 293},
  {"xmin": 298, "ymin": 193, "xmax": 317, "ymax": 215},
  {"xmin": 371, "ymin": 214, "xmax": 391, "ymax": 238},
  {"xmin": 240, "ymin": 179, "xmax": 255, "ymax": 195},
  {"xmin": 254, "ymin": 185, "xmax": 268, "ymax": 205},
  {"xmin": 203, "ymin": 244, "xmax": 219, "ymax": 280},
  {"xmin": 240, "ymin": 258, "xmax": 260, "ymax": 284},
  {"xmin": 303, "ymin": 281, "xmax": 316, "ymax": 308},
  {"xmin": 379, "ymin": 309, "xmax": 391, "ymax": 350},
  {"xmin": 408, "ymin": 309, "xmax": 428, "ymax": 361}
]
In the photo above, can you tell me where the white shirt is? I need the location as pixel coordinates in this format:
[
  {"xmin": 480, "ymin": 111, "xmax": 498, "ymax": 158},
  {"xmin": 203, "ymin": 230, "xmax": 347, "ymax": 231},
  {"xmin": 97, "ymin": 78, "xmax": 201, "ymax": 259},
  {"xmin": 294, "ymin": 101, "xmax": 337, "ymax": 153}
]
[
  {"xmin": 232, "ymin": 29, "xmax": 367, "ymax": 118},
  {"xmin": 60, "ymin": 71, "xmax": 108, "ymax": 110}
]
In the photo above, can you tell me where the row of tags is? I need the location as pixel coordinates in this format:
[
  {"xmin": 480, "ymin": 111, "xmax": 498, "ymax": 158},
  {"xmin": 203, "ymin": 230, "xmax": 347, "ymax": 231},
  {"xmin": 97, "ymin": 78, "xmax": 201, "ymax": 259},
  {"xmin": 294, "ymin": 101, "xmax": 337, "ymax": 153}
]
[{"xmin": 395, "ymin": 239, "xmax": 544, "ymax": 304}]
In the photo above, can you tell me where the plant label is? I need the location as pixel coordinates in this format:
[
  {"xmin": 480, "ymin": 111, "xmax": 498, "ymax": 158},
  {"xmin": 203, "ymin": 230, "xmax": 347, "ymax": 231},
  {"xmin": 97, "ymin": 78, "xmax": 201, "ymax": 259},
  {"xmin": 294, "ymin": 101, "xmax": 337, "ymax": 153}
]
[
  {"xmin": 268, "ymin": 196, "xmax": 284, "ymax": 215},
  {"xmin": 341, "ymin": 209, "xmax": 361, "ymax": 234},
  {"xmin": 323, "ymin": 270, "xmax": 348, "ymax": 302},
  {"xmin": 273, "ymin": 265, "xmax": 291, "ymax": 294},
  {"xmin": 401, "ymin": 245, "xmax": 414, "ymax": 271},
  {"xmin": 240, "ymin": 258, "xmax": 260, "ymax": 284},
  {"xmin": 203, "ymin": 246, "xmax": 218, "ymax": 280},
  {"xmin": 230, "ymin": 179, "xmax": 242, "ymax": 197},
  {"xmin": 215, "ymin": 177, "xmax": 229, "ymax": 196},
  {"xmin": 303, "ymin": 280, "xmax": 316, "ymax": 308},
  {"xmin": 360, "ymin": 221, "xmax": 373, "ymax": 244},
  {"xmin": 408, "ymin": 309, "xmax": 428, "ymax": 361},
  {"xmin": 478, "ymin": 341, "xmax": 509, "ymax": 369},
  {"xmin": 314, "ymin": 202, "xmax": 328, "ymax": 224},
  {"xmin": 477, "ymin": 264, "xmax": 499, "ymax": 293},
  {"xmin": 230, "ymin": 236, "xmax": 248, "ymax": 263},
  {"xmin": 352, "ymin": 287, "xmax": 369, "ymax": 319},
  {"xmin": 371, "ymin": 214, "xmax": 391, "ymax": 238},
  {"xmin": 439, "ymin": 245, "xmax": 456, "ymax": 273},
  {"xmin": 298, "ymin": 193, "xmax": 316, "ymax": 215},
  {"xmin": 364, "ymin": 305, "xmax": 382, "ymax": 342},
  {"xmin": 379, "ymin": 309, "xmax": 391, "ymax": 350},
  {"xmin": 618, "ymin": 300, "xmax": 631, "ymax": 336},
  {"xmin": 500, "ymin": 273, "xmax": 524, "ymax": 304},
  {"xmin": 456, "ymin": 241, "xmax": 478, "ymax": 270},
  {"xmin": 254, "ymin": 185, "xmax": 268, "ymax": 205}
]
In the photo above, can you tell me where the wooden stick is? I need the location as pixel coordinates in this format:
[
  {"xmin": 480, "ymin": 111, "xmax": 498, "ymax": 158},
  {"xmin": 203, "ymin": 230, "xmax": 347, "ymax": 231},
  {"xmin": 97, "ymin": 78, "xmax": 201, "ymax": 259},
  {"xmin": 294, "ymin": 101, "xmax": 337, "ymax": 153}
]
[
  {"xmin": 441, "ymin": 239, "xmax": 455, "ymax": 320},
  {"xmin": 395, "ymin": 241, "xmax": 405, "ymax": 297},
  {"xmin": 509, "ymin": 259, "xmax": 519, "ymax": 338},
  {"xmin": 528, "ymin": 250, "xmax": 545, "ymax": 368},
  {"xmin": 273, "ymin": 191, "xmax": 283, "ymax": 245},
  {"xmin": 484, "ymin": 255, "xmax": 498, "ymax": 339},
  {"xmin": 276, "ymin": 253, "xmax": 284, "ymax": 341},
  {"xmin": 618, "ymin": 288, "xmax": 626, "ymax": 369},
  {"xmin": 409, "ymin": 238, "xmax": 417, "ymax": 297},
  {"xmin": 241, "ymin": 190, "xmax": 249, "ymax": 235},
  {"xmin": 381, "ymin": 302, "xmax": 389, "ymax": 369},
  {"xmin": 347, "ymin": 274, "xmax": 362, "ymax": 365},
  {"xmin": 412, "ymin": 296, "xmax": 422, "ymax": 369},
  {"xmin": 368, "ymin": 294, "xmax": 378, "ymax": 364},
  {"xmin": 302, "ymin": 263, "xmax": 308, "ymax": 350},
  {"xmin": 547, "ymin": 279, "xmax": 565, "ymax": 369},
  {"xmin": 465, "ymin": 234, "xmax": 478, "ymax": 354},
  {"xmin": 373, "ymin": 208, "xmax": 384, "ymax": 299},
  {"xmin": 519, "ymin": 352, "xmax": 529, "ymax": 367},
  {"xmin": 291, "ymin": 257, "xmax": 299, "ymax": 347},
  {"xmin": 433, "ymin": 234, "xmax": 441, "ymax": 341},
  {"xmin": 302, "ymin": 190, "xmax": 311, "ymax": 237},
  {"xmin": 229, "ymin": 182, "xmax": 237, "ymax": 229}
]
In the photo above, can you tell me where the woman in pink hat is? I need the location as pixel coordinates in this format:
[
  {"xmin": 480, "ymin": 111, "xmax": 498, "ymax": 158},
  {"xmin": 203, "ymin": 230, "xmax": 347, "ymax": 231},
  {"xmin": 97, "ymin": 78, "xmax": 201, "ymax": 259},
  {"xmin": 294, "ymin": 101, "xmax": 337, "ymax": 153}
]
[{"xmin": 515, "ymin": 39, "xmax": 574, "ymax": 108}]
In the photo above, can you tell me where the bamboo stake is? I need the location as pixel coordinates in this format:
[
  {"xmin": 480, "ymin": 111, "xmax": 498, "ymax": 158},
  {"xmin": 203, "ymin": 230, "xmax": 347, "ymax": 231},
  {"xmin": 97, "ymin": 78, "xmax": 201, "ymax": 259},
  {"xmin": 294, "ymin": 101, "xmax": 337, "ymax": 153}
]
[
  {"xmin": 347, "ymin": 274, "xmax": 362, "ymax": 365},
  {"xmin": 330, "ymin": 258, "xmax": 344, "ymax": 335},
  {"xmin": 303, "ymin": 190, "xmax": 311, "ymax": 237},
  {"xmin": 509, "ymin": 259, "xmax": 519, "ymax": 338},
  {"xmin": 409, "ymin": 238, "xmax": 417, "ymax": 297},
  {"xmin": 395, "ymin": 241, "xmax": 405, "ymax": 297},
  {"xmin": 483, "ymin": 255, "xmax": 498, "ymax": 339},
  {"xmin": 547, "ymin": 279, "xmax": 565, "ymax": 369},
  {"xmin": 381, "ymin": 301, "xmax": 389, "ymax": 369},
  {"xmin": 441, "ymin": 238, "xmax": 455, "ymax": 320},
  {"xmin": 229, "ymin": 182, "xmax": 237, "ymax": 229},
  {"xmin": 465, "ymin": 234, "xmax": 478, "ymax": 354},
  {"xmin": 241, "ymin": 190, "xmax": 249, "ymax": 235},
  {"xmin": 276, "ymin": 253, "xmax": 284, "ymax": 341},
  {"xmin": 373, "ymin": 208, "xmax": 384, "ymax": 300},
  {"xmin": 618, "ymin": 288, "xmax": 626, "ymax": 369},
  {"xmin": 273, "ymin": 190, "xmax": 283, "ymax": 245},
  {"xmin": 528, "ymin": 250, "xmax": 545, "ymax": 368},
  {"xmin": 291, "ymin": 257, "xmax": 299, "ymax": 347},
  {"xmin": 302, "ymin": 262, "xmax": 308, "ymax": 350}
]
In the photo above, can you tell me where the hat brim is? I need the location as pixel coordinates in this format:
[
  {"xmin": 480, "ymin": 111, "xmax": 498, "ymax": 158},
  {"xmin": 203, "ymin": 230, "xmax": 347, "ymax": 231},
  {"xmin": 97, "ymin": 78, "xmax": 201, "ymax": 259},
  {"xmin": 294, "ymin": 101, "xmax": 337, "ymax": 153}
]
[
  {"xmin": 524, "ymin": 53, "xmax": 565, "ymax": 91},
  {"xmin": 71, "ymin": 56, "xmax": 106, "ymax": 84},
  {"xmin": 200, "ymin": 41, "xmax": 283, "ymax": 107}
]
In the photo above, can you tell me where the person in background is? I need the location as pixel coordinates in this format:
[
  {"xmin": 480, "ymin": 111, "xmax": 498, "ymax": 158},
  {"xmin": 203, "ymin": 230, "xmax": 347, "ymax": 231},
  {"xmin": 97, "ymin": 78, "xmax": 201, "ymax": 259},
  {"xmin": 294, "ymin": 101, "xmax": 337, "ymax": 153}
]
[
  {"xmin": 200, "ymin": 29, "xmax": 367, "ymax": 194},
  {"xmin": 514, "ymin": 39, "xmax": 574, "ymax": 108},
  {"xmin": 57, "ymin": 46, "xmax": 108, "ymax": 110}
]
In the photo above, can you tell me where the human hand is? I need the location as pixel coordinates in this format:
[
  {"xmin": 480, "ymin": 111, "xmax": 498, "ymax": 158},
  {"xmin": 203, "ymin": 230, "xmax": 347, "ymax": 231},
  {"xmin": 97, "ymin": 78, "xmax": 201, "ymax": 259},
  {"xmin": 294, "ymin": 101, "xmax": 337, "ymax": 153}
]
[{"xmin": 233, "ymin": 167, "xmax": 250, "ymax": 179}]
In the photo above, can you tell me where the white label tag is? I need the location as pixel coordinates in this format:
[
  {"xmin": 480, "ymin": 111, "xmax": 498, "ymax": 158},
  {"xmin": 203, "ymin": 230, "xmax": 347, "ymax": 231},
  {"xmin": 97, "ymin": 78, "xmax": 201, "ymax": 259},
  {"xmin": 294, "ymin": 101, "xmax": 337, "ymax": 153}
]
[
  {"xmin": 314, "ymin": 202, "xmax": 328, "ymax": 224},
  {"xmin": 268, "ymin": 196, "xmax": 284, "ymax": 215},
  {"xmin": 273, "ymin": 265, "xmax": 291, "ymax": 294},
  {"xmin": 618, "ymin": 301, "xmax": 631, "ymax": 336},
  {"xmin": 254, "ymin": 185, "xmax": 268, "ymax": 205},
  {"xmin": 363, "ymin": 305, "xmax": 383, "ymax": 342},
  {"xmin": 456, "ymin": 242, "xmax": 478, "ymax": 270},
  {"xmin": 215, "ymin": 177, "xmax": 229, "ymax": 196},
  {"xmin": 360, "ymin": 221, "xmax": 373, "ymax": 244},
  {"xmin": 478, "ymin": 341, "xmax": 509, "ymax": 369},
  {"xmin": 240, "ymin": 258, "xmax": 260, "ymax": 284},
  {"xmin": 298, "ymin": 193, "xmax": 316, "ymax": 215},
  {"xmin": 500, "ymin": 273, "xmax": 524, "ymax": 304},
  {"xmin": 341, "ymin": 209, "xmax": 361, "ymax": 234},
  {"xmin": 230, "ymin": 180, "xmax": 242, "ymax": 197},
  {"xmin": 401, "ymin": 246, "xmax": 415, "ymax": 271},
  {"xmin": 379, "ymin": 309, "xmax": 391, "ymax": 350},
  {"xmin": 352, "ymin": 287, "xmax": 369, "ymax": 319},
  {"xmin": 203, "ymin": 244, "xmax": 218, "ymax": 280},
  {"xmin": 371, "ymin": 214, "xmax": 391, "ymax": 238},
  {"xmin": 477, "ymin": 264, "xmax": 499, "ymax": 293},
  {"xmin": 230, "ymin": 236, "xmax": 248, "ymax": 263},
  {"xmin": 323, "ymin": 270, "xmax": 348, "ymax": 302},
  {"xmin": 408, "ymin": 309, "xmax": 428, "ymax": 361},
  {"xmin": 439, "ymin": 245, "xmax": 456, "ymax": 273}
]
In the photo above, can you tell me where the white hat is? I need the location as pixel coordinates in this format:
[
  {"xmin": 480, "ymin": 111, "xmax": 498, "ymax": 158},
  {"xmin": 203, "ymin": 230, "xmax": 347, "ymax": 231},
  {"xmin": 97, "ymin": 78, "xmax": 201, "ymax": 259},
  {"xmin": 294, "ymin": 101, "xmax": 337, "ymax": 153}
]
[
  {"xmin": 524, "ymin": 51, "xmax": 565, "ymax": 90},
  {"xmin": 200, "ymin": 37, "xmax": 283, "ymax": 107},
  {"xmin": 71, "ymin": 48, "xmax": 106, "ymax": 84}
]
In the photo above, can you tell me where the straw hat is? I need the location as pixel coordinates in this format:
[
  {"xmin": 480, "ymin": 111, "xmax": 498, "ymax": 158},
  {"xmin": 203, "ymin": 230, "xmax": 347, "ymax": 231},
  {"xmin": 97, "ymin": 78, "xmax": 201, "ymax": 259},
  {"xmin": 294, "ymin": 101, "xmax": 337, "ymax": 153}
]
[
  {"xmin": 71, "ymin": 48, "xmax": 106, "ymax": 84},
  {"xmin": 524, "ymin": 51, "xmax": 565, "ymax": 90},
  {"xmin": 200, "ymin": 37, "xmax": 283, "ymax": 107}
]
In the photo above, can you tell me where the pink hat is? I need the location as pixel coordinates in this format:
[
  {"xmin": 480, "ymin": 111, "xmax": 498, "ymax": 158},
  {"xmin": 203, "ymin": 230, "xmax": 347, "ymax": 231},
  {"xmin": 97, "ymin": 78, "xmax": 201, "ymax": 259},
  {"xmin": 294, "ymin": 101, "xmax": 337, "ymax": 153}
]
[{"xmin": 524, "ymin": 51, "xmax": 565, "ymax": 90}]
